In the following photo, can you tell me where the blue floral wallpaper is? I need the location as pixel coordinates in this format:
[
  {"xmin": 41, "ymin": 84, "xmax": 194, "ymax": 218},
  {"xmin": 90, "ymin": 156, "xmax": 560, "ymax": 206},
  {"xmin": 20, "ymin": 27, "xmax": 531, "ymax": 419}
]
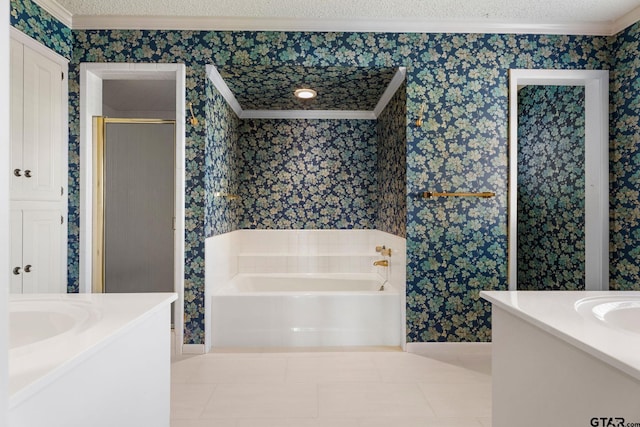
[
  {"xmin": 204, "ymin": 79, "xmax": 406, "ymax": 236},
  {"xmin": 14, "ymin": 0, "xmax": 640, "ymax": 344},
  {"xmin": 9, "ymin": 0, "xmax": 72, "ymax": 59},
  {"xmin": 517, "ymin": 85, "xmax": 586, "ymax": 291},
  {"xmin": 218, "ymin": 65, "xmax": 397, "ymax": 110},
  {"xmin": 205, "ymin": 80, "xmax": 241, "ymax": 237},
  {"xmin": 376, "ymin": 82, "xmax": 407, "ymax": 238},
  {"xmin": 611, "ymin": 21, "xmax": 640, "ymax": 291},
  {"xmin": 236, "ymin": 119, "xmax": 378, "ymax": 229},
  {"xmin": 403, "ymin": 33, "xmax": 609, "ymax": 342}
]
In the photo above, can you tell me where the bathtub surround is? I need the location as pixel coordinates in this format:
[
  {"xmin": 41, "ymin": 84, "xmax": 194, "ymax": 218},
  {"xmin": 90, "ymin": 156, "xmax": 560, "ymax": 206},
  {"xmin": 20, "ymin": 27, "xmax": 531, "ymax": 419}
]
[
  {"xmin": 205, "ymin": 229, "xmax": 407, "ymax": 351},
  {"xmin": 517, "ymin": 85, "xmax": 586, "ymax": 290},
  {"xmin": 9, "ymin": 0, "xmax": 640, "ymax": 344}
]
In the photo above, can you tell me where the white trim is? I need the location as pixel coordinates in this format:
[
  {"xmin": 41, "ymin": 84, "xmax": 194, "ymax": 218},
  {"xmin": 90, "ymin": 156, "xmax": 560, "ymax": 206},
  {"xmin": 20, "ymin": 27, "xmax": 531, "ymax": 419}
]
[
  {"xmin": 373, "ymin": 67, "xmax": 406, "ymax": 118},
  {"xmin": 24, "ymin": 0, "xmax": 640, "ymax": 36},
  {"xmin": 205, "ymin": 64, "xmax": 243, "ymax": 117},
  {"xmin": 182, "ymin": 344, "xmax": 206, "ymax": 354},
  {"xmin": 32, "ymin": 0, "xmax": 73, "ymax": 28},
  {"xmin": 1, "ymin": 0, "xmax": 11, "ymax": 421},
  {"xmin": 508, "ymin": 69, "xmax": 609, "ymax": 292},
  {"xmin": 9, "ymin": 27, "xmax": 68, "ymax": 65},
  {"xmin": 70, "ymin": 15, "xmax": 622, "ymax": 36},
  {"xmin": 611, "ymin": 5, "xmax": 640, "ymax": 35},
  {"xmin": 240, "ymin": 110, "xmax": 376, "ymax": 120},
  {"xmin": 79, "ymin": 63, "xmax": 186, "ymax": 356},
  {"xmin": 406, "ymin": 342, "xmax": 492, "ymax": 354}
]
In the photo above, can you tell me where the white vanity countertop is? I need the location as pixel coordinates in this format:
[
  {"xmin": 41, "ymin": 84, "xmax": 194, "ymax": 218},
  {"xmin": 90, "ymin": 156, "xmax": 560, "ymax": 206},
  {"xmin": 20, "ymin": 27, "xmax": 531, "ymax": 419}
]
[
  {"xmin": 9, "ymin": 292, "xmax": 177, "ymax": 406},
  {"xmin": 480, "ymin": 291, "xmax": 640, "ymax": 382}
]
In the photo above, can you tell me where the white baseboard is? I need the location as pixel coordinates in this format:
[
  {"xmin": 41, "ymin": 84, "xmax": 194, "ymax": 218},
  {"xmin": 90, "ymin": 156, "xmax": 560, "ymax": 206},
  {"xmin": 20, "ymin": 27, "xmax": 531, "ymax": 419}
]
[
  {"xmin": 406, "ymin": 342, "xmax": 492, "ymax": 354},
  {"xmin": 182, "ymin": 344, "xmax": 206, "ymax": 354}
]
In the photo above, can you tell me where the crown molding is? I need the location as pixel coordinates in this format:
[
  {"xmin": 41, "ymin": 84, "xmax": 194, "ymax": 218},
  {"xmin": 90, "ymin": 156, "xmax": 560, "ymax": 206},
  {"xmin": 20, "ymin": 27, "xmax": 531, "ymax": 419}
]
[
  {"xmin": 205, "ymin": 64, "xmax": 244, "ymax": 118},
  {"xmin": 73, "ymin": 15, "xmax": 627, "ymax": 36},
  {"xmin": 611, "ymin": 5, "xmax": 640, "ymax": 36},
  {"xmin": 33, "ymin": 0, "xmax": 73, "ymax": 28},
  {"xmin": 30, "ymin": 0, "xmax": 640, "ymax": 36},
  {"xmin": 374, "ymin": 67, "xmax": 406, "ymax": 118},
  {"xmin": 239, "ymin": 110, "xmax": 376, "ymax": 120}
]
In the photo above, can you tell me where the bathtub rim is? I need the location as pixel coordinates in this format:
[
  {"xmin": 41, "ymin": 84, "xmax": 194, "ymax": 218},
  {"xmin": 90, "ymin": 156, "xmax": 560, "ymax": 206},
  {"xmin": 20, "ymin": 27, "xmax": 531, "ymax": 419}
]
[{"xmin": 214, "ymin": 272, "xmax": 399, "ymax": 296}]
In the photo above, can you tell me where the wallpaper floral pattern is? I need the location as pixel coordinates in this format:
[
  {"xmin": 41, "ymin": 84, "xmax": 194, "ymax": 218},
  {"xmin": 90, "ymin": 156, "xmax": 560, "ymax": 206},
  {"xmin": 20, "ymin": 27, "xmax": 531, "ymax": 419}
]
[
  {"xmin": 236, "ymin": 119, "xmax": 379, "ymax": 229},
  {"xmin": 218, "ymin": 65, "xmax": 397, "ymax": 110},
  {"xmin": 9, "ymin": 0, "xmax": 72, "ymax": 59},
  {"xmin": 13, "ymin": 0, "xmax": 640, "ymax": 344},
  {"xmin": 611, "ymin": 22, "xmax": 640, "ymax": 291},
  {"xmin": 204, "ymin": 81, "xmax": 406, "ymax": 236},
  {"xmin": 376, "ymin": 82, "xmax": 407, "ymax": 238},
  {"xmin": 517, "ymin": 85, "xmax": 586, "ymax": 291},
  {"xmin": 205, "ymin": 81, "xmax": 240, "ymax": 237}
]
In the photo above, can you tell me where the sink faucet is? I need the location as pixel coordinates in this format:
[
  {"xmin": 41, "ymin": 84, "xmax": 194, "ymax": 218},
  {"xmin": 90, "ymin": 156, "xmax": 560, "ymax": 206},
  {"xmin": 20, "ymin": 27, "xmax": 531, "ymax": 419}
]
[{"xmin": 373, "ymin": 260, "xmax": 389, "ymax": 267}]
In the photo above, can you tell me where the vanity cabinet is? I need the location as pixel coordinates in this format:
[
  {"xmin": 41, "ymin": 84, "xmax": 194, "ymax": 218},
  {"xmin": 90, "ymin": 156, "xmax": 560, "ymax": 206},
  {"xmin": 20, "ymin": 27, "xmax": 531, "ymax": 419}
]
[{"xmin": 9, "ymin": 32, "xmax": 67, "ymax": 294}]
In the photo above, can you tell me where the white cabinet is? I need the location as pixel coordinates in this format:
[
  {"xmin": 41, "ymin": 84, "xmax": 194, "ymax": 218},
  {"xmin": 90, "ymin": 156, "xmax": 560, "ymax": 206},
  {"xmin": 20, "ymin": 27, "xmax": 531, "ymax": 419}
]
[
  {"xmin": 10, "ymin": 208, "xmax": 65, "ymax": 294},
  {"xmin": 10, "ymin": 38, "xmax": 63, "ymax": 201},
  {"xmin": 10, "ymin": 32, "xmax": 68, "ymax": 294}
]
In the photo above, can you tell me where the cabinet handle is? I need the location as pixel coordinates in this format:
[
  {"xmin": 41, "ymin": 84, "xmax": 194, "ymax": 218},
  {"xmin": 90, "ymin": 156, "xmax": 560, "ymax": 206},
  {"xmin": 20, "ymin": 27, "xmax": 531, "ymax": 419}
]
[
  {"xmin": 24, "ymin": 170, "xmax": 32, "ymax": 178},
  {"xmin": 24, "ymin": 265, "xmax": 32, "ymax": 273},
  {"xmin": 13, "ymin": 267, "xmax": 21, "ymax": 275},
  {"xmin": 13, "ymin": 168, "xmax": 21, "ymax": 177}
]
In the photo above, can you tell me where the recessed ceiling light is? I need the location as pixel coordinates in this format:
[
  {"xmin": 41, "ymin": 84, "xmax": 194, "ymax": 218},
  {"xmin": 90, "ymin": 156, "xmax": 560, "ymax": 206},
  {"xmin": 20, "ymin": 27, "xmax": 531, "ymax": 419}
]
[{"xmin": 294, "ymin": 88, "xmax": 317, "ymax": 99}]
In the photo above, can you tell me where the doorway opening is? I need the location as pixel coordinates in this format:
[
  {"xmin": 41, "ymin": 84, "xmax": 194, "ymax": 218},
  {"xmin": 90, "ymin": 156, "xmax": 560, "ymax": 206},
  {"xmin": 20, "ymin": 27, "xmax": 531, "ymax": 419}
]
[
  {"xmin": 80, "ymin": 63, "xmax": 186, "ymax": 355},
  {"xmin": 508, "ymin": 69, "xmax": 609, "ymax": 291}
]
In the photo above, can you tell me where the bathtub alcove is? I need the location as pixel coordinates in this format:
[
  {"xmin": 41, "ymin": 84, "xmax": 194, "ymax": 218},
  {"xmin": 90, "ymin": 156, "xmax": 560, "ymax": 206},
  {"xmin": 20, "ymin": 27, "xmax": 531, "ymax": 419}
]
[{"xmin": 204, "ymin": 64, "xmax": 408, "ymax": 351}]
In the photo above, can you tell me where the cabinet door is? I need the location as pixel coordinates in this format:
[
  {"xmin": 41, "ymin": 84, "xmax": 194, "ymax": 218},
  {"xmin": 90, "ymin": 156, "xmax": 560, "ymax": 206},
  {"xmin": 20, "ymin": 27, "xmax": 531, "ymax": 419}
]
[
  {"xmin": 10, "ymin": 39, "xmax": 24, "ymax": 196},
  {"xmin": 10, "ymin": 209, "xmax": 23, "ymax": 294},
  {"xmin": 21, "ymin": 209, "xmax": 64, "ymax": 293},
  {"xmin": 19, "ymin": 44, "xmax": 62, "ymax": 201}
]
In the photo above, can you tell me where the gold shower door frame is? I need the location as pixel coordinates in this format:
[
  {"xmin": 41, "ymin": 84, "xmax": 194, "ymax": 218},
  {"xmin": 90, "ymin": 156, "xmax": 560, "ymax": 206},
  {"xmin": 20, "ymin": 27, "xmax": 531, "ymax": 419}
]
[{"xmin": 91, "ymin": 117, "xmax": 177, "ymax": 293}]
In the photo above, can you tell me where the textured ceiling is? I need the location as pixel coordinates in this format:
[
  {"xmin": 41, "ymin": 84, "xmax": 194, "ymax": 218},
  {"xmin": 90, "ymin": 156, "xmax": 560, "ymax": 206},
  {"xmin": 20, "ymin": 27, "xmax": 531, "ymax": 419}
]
[
  {"xmin": 218, "ymin": 66, "xmax": 397, "ymax": 111},
  {"xmin": 54, "ymin": 0, "xmax": 640, "ymax": 24}
]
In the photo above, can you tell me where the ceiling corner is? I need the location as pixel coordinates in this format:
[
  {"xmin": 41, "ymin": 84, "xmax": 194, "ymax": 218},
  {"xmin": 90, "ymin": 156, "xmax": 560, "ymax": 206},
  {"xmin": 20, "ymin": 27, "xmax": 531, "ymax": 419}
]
[
  {"xmin": 33, "ymin": 0, "xmax": 73, "ymax": 28},
  {"xmin": 611, "ymin": 5, "xmax": 640, "ymax": 36}
]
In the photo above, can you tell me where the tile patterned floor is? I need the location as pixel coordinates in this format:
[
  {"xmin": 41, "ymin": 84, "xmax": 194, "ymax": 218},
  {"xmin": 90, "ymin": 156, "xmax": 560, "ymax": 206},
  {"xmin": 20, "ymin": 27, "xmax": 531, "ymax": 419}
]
[{"xmin": 170, "ymin": 346, "xmax": 492, "ymax": 427}]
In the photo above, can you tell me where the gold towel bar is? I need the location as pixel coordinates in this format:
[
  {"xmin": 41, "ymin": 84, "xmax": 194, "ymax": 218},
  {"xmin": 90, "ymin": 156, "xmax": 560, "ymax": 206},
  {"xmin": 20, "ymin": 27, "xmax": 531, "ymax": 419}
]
[
  {"xmin": 422, "ymin": 191, "xmax": 495, "ymax": 199},
  {"xmin": 214, "ymin": 192, "xmax": 240, "ymax": 200}
]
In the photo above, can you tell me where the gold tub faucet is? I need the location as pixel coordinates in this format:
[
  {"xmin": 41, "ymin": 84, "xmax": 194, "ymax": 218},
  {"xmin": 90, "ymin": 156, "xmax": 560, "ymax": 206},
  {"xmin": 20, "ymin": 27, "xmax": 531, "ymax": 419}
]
[{"xmin": 373, "ymin": 260, "xmax": 389, "ymax": 267}]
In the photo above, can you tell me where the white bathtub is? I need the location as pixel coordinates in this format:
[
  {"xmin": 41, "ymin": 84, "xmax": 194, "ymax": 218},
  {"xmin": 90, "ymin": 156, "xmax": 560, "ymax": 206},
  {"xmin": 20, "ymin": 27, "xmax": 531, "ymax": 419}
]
[
  {"xmin": 9, "ymin": 293, "xmax": 176, "ymax": 427},
  {"xmin": 212, "ymin": 273, "xmax": 401, "ymax": 347}
]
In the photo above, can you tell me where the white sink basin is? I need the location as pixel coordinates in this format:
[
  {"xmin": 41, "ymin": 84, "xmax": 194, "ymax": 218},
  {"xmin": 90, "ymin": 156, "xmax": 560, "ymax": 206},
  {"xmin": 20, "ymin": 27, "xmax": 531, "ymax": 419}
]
[{"xmin": 575, "ymin": 296, "xmax": 640, "ymax": 334}]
